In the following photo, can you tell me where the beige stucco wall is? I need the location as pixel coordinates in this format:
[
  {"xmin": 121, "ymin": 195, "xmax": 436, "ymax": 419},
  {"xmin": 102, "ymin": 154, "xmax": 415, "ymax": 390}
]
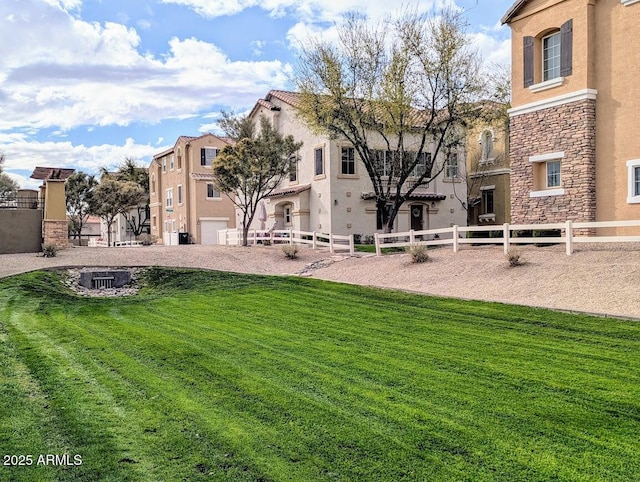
[{"xmin": 247, "ymin": 96, "xmax": 468, "ymax": 237}]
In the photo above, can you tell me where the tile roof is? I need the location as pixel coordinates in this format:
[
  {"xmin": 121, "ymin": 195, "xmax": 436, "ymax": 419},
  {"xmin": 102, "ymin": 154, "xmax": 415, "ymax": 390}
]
[
  {"xmin": 265, "ymin": 184, "xmax": 311, "ymax": 198},
  {"xmin": 190, "ymin": 172, "xmax": 214, "ymax": 180},
  {"xmin": 501, "ymin": 0, "xmax": 527, "ymax": 24},
  {"xmin": 360, "ymin": 191, "xmax": 446, "ymax": 201}
]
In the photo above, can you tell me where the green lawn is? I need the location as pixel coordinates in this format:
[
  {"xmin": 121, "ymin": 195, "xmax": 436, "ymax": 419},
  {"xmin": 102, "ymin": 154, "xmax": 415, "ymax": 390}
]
[{"xmin": 1, "ymin": 268, "xmax": 639, "ymax": 481}]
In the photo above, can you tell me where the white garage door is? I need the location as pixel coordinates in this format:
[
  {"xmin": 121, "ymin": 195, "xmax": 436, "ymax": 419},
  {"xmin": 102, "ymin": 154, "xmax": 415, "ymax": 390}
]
[{"xmin": 200, "ymin": 220, "xmax": 228, "ymax": 245}]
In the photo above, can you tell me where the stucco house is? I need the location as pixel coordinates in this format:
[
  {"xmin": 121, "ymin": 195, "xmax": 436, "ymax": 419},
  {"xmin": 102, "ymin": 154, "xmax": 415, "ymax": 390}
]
[
  {"xmin": 242, "ymin": 90, "xmax": 468, "ymax": 238},
  {"xmin": 149, "ymin": 133, "xmax": 236, "ymax": 245},
  {"xmin": 466, "ymin": 103, "xmax": 511, "ymax": 226},
  {"xmin": 502, "ymin": 0, "xmax": 640, "ymax": 230}
]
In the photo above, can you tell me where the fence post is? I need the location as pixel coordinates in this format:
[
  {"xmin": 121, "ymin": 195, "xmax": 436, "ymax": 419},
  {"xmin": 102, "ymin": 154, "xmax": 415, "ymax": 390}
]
[
  {"xmin": 566, "ymin": 220, "xmax": 573, "ymax": 255},
  {"xmin": 503, "ymin": 223, "xmax": 510, "ymax": 255},
  {"xmin": 452, "ymin": 225, "xmax": 459, "ymax": 253},
  {"xmin": 329, "ymin": 233, "xmax": 335, "ymax": 254},
  {"xmin": 349, "ymin": 234, "xmax": 354, "ymax": 256},
  {"xmin": 289, "ymin": 229, "xmax": 293, "ymax": 245},
  {"xmin": 375, "ymin": 233, "xmax": 381, "ymax": 256},
  {"xmin": 312, "ymin": 232, "xmax": 317, "ymax": 250},
  {"xmin": 225, "ymin": 229, "xmax": 229, "ymax": 246},
  {"xmin": 409, "ymin": 229, "xmax": 415, "ymax": 244}
]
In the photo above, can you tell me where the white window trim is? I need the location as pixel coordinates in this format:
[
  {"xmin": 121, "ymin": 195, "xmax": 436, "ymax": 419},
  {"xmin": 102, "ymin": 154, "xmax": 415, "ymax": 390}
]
[
  {"xmin": 165, "ymin": 188, "xmax": 173, "ymax": 208},
  {"xmin": 509, "ymin": 89, "xmax": 598, "ymax": 117},
  {"xmin": 541, "ymin": 31, "xmax": 561, "ymax": 83},
  {"xmin": 177, "ymin": 184, "xmax": 183, "ymax": 206},
  {"xmin": 480, "ymin": 185, "xmax": 496, "ymax": 191},
  {"xmin": 529, "ymin": 152, "xmax": 565, "ymax": 197},
  {"xmin": 206, "ymin": 182, "xmax": 221, "ymax": 200},
  {"xmin": 529, "ymin": 151, "xmax": 565, "ymax": 163},
  {"xmin": 529, "ymin": 77, "xmax": 565, "ymax": 93},
  {"xmin": 530, "ymin": 188, "xmax": 566, "ymax": 198},
  {"xmin": 627, "ymin": 159, "xmax": 640, "ymax": 203},
  {"xmin": 622, "ymin": 0, "xmax": 640, "ymax": 6}
]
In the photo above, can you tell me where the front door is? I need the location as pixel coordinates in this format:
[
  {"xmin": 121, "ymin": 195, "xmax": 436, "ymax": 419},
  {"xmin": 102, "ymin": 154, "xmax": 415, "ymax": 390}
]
[{"xmin": 410, "ymin": 204, "xmax": 423, "ymax": 232}]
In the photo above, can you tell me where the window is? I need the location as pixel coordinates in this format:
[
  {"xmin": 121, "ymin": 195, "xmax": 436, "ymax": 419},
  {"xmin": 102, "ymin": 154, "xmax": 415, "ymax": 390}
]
[
  {"xmin": 284, "ymin": 205, "xmax": 292, "ymax": 225},
  {"xmin": 542, "ymin": 32, "xmax": 561, "ymax": 81},
  {"xmin": 627, "ymin": 160, "xmax": 640, "ymax": 203},
  {"xmin": 201, "ymin": 147, "xmax": 218, "ymax": 166},
  {"xmin": 445, "ymin": 153, "xmax": 458, "ymax": 179},
  {"xmin": 341, "ymin": 147, "xmax": 355, "ymax": 175},
  {"xmin": 170, "ymin": 154, "xmax": 175, "ymax": 171},
  {"xmin": 177, "ymin": 185, "xmax": 183, "ymax": 205},
  {"xmin": 151, "ymin": 175, "xmax": 156, "ymax": 194},
  {"xmin": 177, "ymin": 148, "xmax": 182, "ymax": 170},
  {"xmin": 162, "ymin": 157, "xmax": 167, "ymax": 173},
  {"xmin": 482, "ymin": 189, "xmax": 495, "ymax": 215},
  {"xmin": 314, "ymin": 148, "xmax": 324, "ymax": 176},
  {"xmin": 206, "ymin": 183, "xmax": 219, "ymax": 199},
  {"xmin": 523, "ymin": 19, "xmax": 572, "ymax": 88},
  {"xmin": 546, "ymin": 160, "xmax": 561, "ymax": 188},
  {"xmin": 412, "ymin": 152, "xmax": 431, "ymax": 178},
  {"xmin": 529, "ymin": 152, "xmax": 565, "ymax": 197},
  {"xmin": 480, "ymin": 130, "xmax": 493, "ymax": 162},
  {"xmin": 289, "ymin": 156, "xmax": 297, "ymax": 182},
  {"xmin": 165, "ymin": 188, "xmax": 173, "ymax": 208}
]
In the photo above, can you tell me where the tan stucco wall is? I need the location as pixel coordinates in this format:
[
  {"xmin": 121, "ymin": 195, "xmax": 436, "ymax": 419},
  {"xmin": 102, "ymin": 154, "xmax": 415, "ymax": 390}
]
[
  {"xmin": 0, "ymin": 209, "xmax": 43, "ymax": 254},
  {"xmin": 507, "ymin": 0, "xmax": 640, "ymax": 228},
  {"xmin": 149, "ymin": 134, "xmax": 236, "ymax": 244},
  {"xmin": 43, "ymin": 180, "xmax": 67, "ymax": 221}
]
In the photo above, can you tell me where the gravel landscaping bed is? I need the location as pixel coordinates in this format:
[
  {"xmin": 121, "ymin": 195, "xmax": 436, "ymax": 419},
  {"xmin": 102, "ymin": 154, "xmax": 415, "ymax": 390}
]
[{"xmin": 1, "ymin": 243, "xmax": 639, "ymax": 319}]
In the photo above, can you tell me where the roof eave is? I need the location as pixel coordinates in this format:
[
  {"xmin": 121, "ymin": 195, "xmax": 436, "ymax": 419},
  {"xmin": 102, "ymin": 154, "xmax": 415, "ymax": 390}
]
[{"xmin": 501, "ymin": 0, "xmax": 527, "ymax": 24}]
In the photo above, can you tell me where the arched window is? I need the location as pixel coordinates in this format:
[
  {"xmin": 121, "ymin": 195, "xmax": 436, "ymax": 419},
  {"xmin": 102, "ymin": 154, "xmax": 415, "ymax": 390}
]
[{"xmin": 480, "ymin": 129, "xmax": 494, "ymax": 162}]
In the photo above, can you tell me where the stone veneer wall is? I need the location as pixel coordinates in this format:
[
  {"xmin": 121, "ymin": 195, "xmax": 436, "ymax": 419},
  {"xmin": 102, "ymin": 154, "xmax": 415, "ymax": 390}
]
[
  {"xmin": 43, "ymin": 220, "xmax": 70, "ymax": 249},
  {"xmin": 509, "ymin": 98, "xmax": 596, "ymax": 224}
]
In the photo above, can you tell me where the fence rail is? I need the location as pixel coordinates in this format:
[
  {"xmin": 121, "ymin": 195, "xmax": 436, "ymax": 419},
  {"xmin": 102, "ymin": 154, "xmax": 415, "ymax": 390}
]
[
  {"xmin": 0, "ymin": 196, "xmax": 44, "ymax": 209},
  {"xmin": 374, "ymin": 220, "xmax": 640, "ymax": 256},
  {"xmin": 218, "ymin": 229, "xmax": 355, "ymax": 255}
]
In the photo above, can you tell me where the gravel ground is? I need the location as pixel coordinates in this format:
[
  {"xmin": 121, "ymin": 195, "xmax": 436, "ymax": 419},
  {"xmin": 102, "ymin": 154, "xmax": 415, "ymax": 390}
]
[{"xmin": 1, "ymin": 243, "xmax": 639, "ymax": 319}]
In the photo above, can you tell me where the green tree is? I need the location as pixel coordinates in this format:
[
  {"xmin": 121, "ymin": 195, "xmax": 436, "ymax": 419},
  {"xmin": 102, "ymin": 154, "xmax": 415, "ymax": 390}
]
[
  {"xmin": 113, "ymin": 158, "xmax": 150, "ymax": 237},
  {"xmin": 0, "ymin": 152, "xmax": 19, "ymax": 202},
  {"xmin": 65, "ymin": 172, "xmax": 98, "ymax": 240},
  {"xmin": 90, "ymin": 178, "xmax": 147, "ymax": 246},
  {"xmin": 213, "ymin": 115, "xmax": 303, "ymax": 246},
  {"xmin": 294, "ymin": 7, "xmax": 485, "ymax": 232}
]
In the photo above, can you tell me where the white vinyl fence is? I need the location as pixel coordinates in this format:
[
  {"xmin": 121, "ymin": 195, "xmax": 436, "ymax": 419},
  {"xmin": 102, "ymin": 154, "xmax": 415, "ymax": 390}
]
[
  {"xmin": 374, "ymin": 219, "xmax": 640, "ymax": 256},
  {"xmin": 218, "ymin": 228, "xmax": 355, "ymax": 255}
]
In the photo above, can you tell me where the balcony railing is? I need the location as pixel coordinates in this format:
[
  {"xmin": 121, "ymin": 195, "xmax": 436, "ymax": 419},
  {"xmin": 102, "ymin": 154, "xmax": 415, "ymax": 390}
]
[{"xmin": 0, "ymin": 196, "xmax": 44, "ymax": 209}]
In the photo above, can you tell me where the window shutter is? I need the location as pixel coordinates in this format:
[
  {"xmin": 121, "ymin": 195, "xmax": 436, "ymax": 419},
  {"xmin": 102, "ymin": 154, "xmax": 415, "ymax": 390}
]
[
  {"xmin": 200, "ymin": 148, "xmax": 205, "ymax": 166},
  {"xmin": 523, "ymin": 36, "xmax": 534, "ymax": 87},
  {"xmin": 560, "ymin": 19, "xmax": 573, "ymax": 77}
]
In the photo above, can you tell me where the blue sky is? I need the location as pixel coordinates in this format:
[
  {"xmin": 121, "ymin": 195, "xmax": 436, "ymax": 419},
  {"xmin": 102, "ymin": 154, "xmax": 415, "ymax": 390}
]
[{"xmin": 0, "ymin": 0, "xmax": 514, "ymax": 189}]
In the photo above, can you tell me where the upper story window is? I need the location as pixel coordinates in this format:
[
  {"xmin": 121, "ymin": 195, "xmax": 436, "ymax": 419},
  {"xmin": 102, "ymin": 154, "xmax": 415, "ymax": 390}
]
[
  {"xmin": 341, "ymin": 147, "xmax": 355, "ymax": 175},
  {"xmin": 480, "ymin": 129, "xmax": 494, "ymax": 163},
  {"xmin": 169, "ymin": 154, "xmax": 175, "ymax": 171},
  {"xmin": 523, "ymin": 19, "xmax": 572, "ymax": 89},
  {"xmin": 289, "ymin": 156, "xmax": 297, "ymax": 182},
  {"xmin": 162, "ymin": 157, "xmax": 167, "ymax": 173},
  {"xmin": 177, "ymin": 147, "xmax": 182, "ymax": 170},
  {"xmin": 445, "ymin": 153, "xmax": 459, "ymax": 179},
  {"xmin": 165, "ymin": 188, "xmax": 173, "ymax": 208},
  {"xmin": 151, "ymin": 174, "xmax": 156, "ymax": 194},
  {"xmin": 206, "ymin": 183, "xmax": 220, "ymax": 199},
  {"xmin": 314, "ymin": 147, "xmax": 324, "ymax": 176},
  {"xmin": 201, "ymin": 147, "xmax": 218, "ymax": 167},
  {"xmin": 177, "ymin": 184, "xmax": 183, "ymax": 205},
  {"xmin": 542, "ymin": 32, "xmax": 561, "ymax": 81},
  {"xmin": 412, "ymin": 152, "xmax": 431, "ymax": 178}
]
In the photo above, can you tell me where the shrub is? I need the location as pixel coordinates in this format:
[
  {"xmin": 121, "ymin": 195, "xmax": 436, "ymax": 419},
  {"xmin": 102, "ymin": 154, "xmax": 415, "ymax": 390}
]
[
  {"xmin": 363, "ymin": 235, "xmax": 375, "ymax": 245},
  {"xmin": 407, "ymin": 244, "xmax": 429, "ymax": 264},
  {"xmin": 505, "ymin": 249, "xmax": 523, "ymax": 267},
  {"xmin": 42, "ymin": 243, "xmax": 58, "ymax": 258},
  {"xmin": 353, "ymin": 234, "xmax": 362, "ymax": 244},
  {"xmin": 137, "ymin": 233, "xmax": 158, "ymax": 246},
  {"xmin": 282, "ymin": 244, "xmax": 298, "ymax": 259}
]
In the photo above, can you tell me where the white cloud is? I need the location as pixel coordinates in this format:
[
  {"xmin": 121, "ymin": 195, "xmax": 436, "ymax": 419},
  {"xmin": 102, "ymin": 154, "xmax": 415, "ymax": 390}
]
[
  {"xmin": 469, "ymin": 31, "xmax": 511, "ymax": 67},
  {"xmin": 0, "ymin": 0, "xmax": 292, "ymax": 133},
  {"xmin": 1, "ymin": 136, "xmax": 169, "ymax": 183}
]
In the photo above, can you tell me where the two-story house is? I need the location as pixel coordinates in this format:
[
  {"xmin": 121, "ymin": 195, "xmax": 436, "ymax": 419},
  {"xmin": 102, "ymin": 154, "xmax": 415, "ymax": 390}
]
[
  {"xmin": 502, "ymin": 0, "xmax": 640, "ymax": 230},
  {"xmin": 242, "ymin": 90, "xmax": 468, "ymax": 238},
  {"xmin": 149, "ymin": 133, "xmax": 236, "ymax": 244},
  {"xmin": 466, "ymin": 103, "xmax": 511, "ymax": 226}
]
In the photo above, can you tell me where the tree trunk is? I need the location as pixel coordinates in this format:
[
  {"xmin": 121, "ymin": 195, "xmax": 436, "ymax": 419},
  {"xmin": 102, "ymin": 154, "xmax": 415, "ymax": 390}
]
[{"xmin": 242, "ymin": 225, "xmax": 250, "ymax": 247}]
